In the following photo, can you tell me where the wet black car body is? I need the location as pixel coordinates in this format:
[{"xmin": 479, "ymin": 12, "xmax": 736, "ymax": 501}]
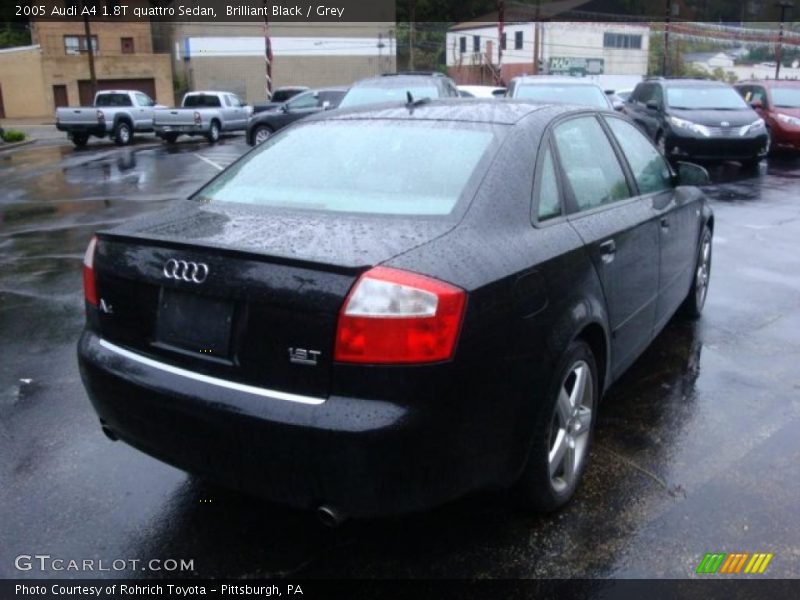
[
  {"xmin": 246, "ymin": 88, "xmax": 347, "ymax": 146},
  {"xmin": 78, "ymin": 101, "xmax": 713, "ymax": 519},
  {"xmin": 624, "ymin": 78, "xmax": 769, "ymax": 166}
]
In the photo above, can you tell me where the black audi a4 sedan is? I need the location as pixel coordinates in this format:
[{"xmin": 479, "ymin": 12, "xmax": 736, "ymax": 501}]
[{"xmin": 78, "ymin": 100, "xmax": 713, "ymax": 521}]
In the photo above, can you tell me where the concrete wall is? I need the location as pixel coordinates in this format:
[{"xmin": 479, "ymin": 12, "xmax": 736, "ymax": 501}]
[
  {"xmin": 0, "ymin": 47, "xmax": 49, "ymax": 119},
  {"xmin": 158, "ymin": 22, "xmax": 396, "ymax": 103}
]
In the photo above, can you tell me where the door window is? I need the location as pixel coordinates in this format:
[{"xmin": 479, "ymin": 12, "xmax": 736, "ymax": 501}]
[
  {"xmin": 287, "ymin": 92, "xmax": 320, "ymax": 110},
  {"xmin": 553, "ymin": 116, "xmax": 630, "ymax": 212},
  {"xmin": 606, "ymin": 117, "xmax": 672, "ymax": 195},
  {"xmin": 135, "ymin": 93, "xmax": 153, "ymax": 107}
]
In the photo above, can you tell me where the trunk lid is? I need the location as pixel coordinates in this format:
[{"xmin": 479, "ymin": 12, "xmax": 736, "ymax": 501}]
[{"xmin": 92, "ymin": 201, "xmax": 453, "ymax": 398}]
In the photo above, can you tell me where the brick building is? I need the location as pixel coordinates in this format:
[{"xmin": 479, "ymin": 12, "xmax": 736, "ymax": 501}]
[{"xmin": 0, "ymin": 3, "xmax": 173, "ymax": 119}]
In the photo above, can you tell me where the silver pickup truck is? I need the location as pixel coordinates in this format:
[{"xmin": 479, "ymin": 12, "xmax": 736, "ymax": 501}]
[
  {"xmin": 153, "ymin": 91, "xmax": 252, "ymax": 144},
  {"xmin": 55, "ymin": 90, "xmax": 159, "ymax": 148}
]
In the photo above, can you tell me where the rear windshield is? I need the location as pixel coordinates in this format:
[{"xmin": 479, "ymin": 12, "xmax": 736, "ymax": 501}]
[
  {"xmin": 772, "ymin": 88, "xmax": 800, "ymax": 108},
  {"xmin": 514, "ymin": 84, "xmax": 609, "ymax": 109},
  {"xmin": 339, "ymin": 85, "xmax": 439, "ymax": 108},
  {"xmin": 666, "ymin": 86, "xmax": 747, "ymax": 110},
  {"xmin": 195, "ymin": 120, "xmax": 498, "ymax": 216},
  {"xmin": 271, "ymin": 89, "xmax": 298, "ymax": 103},
  {"xmin": 184, "ymin": 95, "xmax": 222, "ymax": 108},
  {"xmin": 95, "ymin": 93, "xmax": 132, "ymax": 107}
]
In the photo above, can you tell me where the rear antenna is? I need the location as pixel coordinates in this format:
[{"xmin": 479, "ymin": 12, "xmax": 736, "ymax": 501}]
[{"xmin": 406, "ymin": 91, "xmax": 414, "ymax": 105}]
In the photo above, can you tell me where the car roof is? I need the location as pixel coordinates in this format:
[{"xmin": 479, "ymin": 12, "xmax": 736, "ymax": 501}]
[
  {"xmin": 185, "ymin": 90, "xmax": 236, "ymax": 95},
  {"xmin": 513, "ymin": 76, "xmax": 602, "ymax": 87},
  {"xmin": 314, "ymin": 98, "xmax": 607, "ymax": 125},
  {"xmin": 352, "ymin": 74, "xmax": 448, "ymax": 87},
  {"xmin": 736, "ymin": 79, "xmax": 800, "ymax": 88},
  {"xmin": 656, "ymin": 78, "xmax": 729, "ymax": 87}
]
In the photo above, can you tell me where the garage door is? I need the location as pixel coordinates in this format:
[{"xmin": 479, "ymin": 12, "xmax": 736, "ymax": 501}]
[{"xmin": 78, "ymin": 78, "xmax": 157, "ymax": 106}]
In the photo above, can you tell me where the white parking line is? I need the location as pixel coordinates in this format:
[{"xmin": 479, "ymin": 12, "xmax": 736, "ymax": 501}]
[{"xmin": 194, "ymin": 153, "xmax": 225, "ymax": 171}]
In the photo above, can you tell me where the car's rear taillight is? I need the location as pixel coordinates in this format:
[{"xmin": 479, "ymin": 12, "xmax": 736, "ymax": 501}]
[
  {"xmin": 96, "ymin": 110, "xmax": 105, "ymax": 122},
  {"xmin": 83, "ymin": 236, "xmax": 98, "ymax": 307},
  {"xmin": 194, "ymin": 111, "xmax": 201, "ymax": 124},
  {"xmin": 334, "ymin": 267, "xmax": 466, "ymax": 364}
]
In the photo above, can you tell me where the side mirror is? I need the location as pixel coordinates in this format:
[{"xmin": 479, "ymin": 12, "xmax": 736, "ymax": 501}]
[
  {"xmin": 322, "ymin": 100, "xmax": 332, "ymax": 110},
  {"xmin": 676, "ymin": 161, "xmax": 710, "ymax": 186},
  {"xmin": 282, "ymin": 104, "xmax": 290, "ymax": 113},
  {"xmin": 646, "ymin": 100, "xmax": 660, "ymax": 110},
  {"xmin": 750, "ymin": 100, "xmax": 763, "ymax": 110}
]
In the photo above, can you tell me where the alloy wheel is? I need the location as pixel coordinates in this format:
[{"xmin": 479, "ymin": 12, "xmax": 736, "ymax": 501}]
[
  {"xmin": 695, "ymin": 235, "xmax": 712, "ymax": 309},
  {"xmin": 548, "ymin": 360, "xmax": 594, "ymax": 493},
  {"xmin": 255, "ymin": 127, "xmax": 271, "ymax": 144}
]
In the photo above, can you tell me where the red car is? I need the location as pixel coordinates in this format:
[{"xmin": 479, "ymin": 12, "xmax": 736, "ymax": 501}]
[{"xmin": 736, "ymin": 80, "xmax": 800, "ymax": 152}]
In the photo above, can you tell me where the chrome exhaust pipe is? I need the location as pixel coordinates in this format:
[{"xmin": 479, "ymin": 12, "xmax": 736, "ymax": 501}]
[{"xmin": 316, "ymin": 505, "xmax": 346, "ymax": 528}]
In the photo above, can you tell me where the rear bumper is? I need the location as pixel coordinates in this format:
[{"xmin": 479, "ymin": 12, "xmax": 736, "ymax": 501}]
[
  {"xmin": 665, "ymin": 131, "xmax": 768, "ymax": 162},
  {"xmin": 56, "ymin": 123, "xmax": 107, "ymax": 137},
  {"xmin": 77, "ymin": 330, "xmax": 523, "ymax": 517},
  {"xmin": 154, "ymin": 124, "xmax": 208, "ymax": 136},
  {"xmin": 770, "ymin": 125, "xmax": 800, "ymax": 150}
]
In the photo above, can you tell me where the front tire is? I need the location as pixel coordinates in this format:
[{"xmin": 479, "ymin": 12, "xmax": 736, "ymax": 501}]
[
  {"xmin": 515, "ymin": 340, "xmax": 598, "ymax": 511},
  {"xmin": 207, "ymin": 121, "xmax": 220, "ymax": 144},
  {"xmin": 113, "ymin": 121, "xmax": 132, "ymax": 146},
  {"xmin": 681, "ymin": 226, "xmax": 712, "ymax": 319}
]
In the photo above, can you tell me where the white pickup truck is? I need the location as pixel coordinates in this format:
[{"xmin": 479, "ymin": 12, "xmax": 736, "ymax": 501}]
[
  {"xmin": 55, "ymin": 90, "xmax": 159, "ymax": 148},
  {"xmin": 153, "ymin": 91, "xmax": 252, "ymax": 144}
]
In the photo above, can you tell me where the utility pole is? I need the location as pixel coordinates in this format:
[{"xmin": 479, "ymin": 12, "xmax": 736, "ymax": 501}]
[
  {"xmin": 775, "ymin": 1, "xmax": 794, "ymax": 79},
  {"xmin": 532, "ymin": 8, "xmax": 541, "ymax": 74},
  {"xmin": 409, "ymin": 0, "xmax": 417, "ymax": 71},
  {"xmin": 263, "ymin": 0, "xmax": 273, "ymax": 100},
  {"xmin": 81, "ymin": 0, "xmax": 97, "ymax": 100},
  {"xmin": 662, "ymin": 0, "xmax": 672, "ymax": 76},
  {"xmin": 496, "ymin": 0, "xmax": 504, "ymax": 84}
]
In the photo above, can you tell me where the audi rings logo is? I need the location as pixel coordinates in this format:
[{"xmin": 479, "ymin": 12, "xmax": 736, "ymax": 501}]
[{"xmin": 163, "ymin": 259, "xmax": 209, "ymax": 284}]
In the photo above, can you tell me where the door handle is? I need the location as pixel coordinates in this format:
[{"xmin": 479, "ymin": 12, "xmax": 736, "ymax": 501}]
[
  {"xmin": 599, "ymin": 239, "xmax": 616, "ymax": 263},
  {"xmin": 660, "ymin": 217, "xmax": 670, "ymax": 230}
]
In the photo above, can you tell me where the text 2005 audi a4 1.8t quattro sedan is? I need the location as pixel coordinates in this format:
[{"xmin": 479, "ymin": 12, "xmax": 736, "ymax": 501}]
[{"xmin": 78, "ymin": 100, "xmax": 713, "ymax": 521}]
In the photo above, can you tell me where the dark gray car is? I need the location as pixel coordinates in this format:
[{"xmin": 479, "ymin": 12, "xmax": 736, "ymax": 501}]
[{"xmin": 246, "ymin": 88, "xmax": 347, "ymax": 146}]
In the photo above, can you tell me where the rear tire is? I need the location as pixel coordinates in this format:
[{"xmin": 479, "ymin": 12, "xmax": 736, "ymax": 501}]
[
  {"xmin": 253, "ymin": 125, "xmax": 273, "ymax": 145},
  {"xmin": 72, "ymin": 134, "xmax": 89, "ymax": 148},
  {"xmin": 681, "ymin": 226, "xmax": 712, "ymax": 319},
  {"xmin": 515, "ymin": 340, "xmax": 598, "ymax": 512},
  {"xmin": 113, "ymin": 121, "xmax": 132, "ymax": 146},
  {"xmin": 207, "ymin": 121, "xmax": 220, "ymax": 144}
]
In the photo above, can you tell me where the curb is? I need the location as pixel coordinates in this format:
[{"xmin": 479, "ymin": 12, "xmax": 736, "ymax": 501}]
[{"xmin": 0, "ymin": 139, "xmax": 36, "ymax": 153}]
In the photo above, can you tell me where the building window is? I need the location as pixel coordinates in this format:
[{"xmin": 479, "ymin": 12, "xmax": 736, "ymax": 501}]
[
  {"xmin": 603, "ymin": 33, "xmax": 642, "ymax": 49},
  {"xmin": 501, "ymin": 33, "xmax": 507, "ymax": 50},
  {"xmin": 459, "ymin": 36, "xmax": 466, "ymax": 53},
  {"xmin": 473, "ymin": 35, "xmax": 480, "ymax": 53},
  {"xmin": 121, "ymin": 37, "xmax": 134, "ymax": 54},
  {"xmin": 515, "ymin": 31, "xmax": 523, "ymax": 50},
  {"xmin": 64, "ymin": 35, "xmax": 98, "ymax": 55}
]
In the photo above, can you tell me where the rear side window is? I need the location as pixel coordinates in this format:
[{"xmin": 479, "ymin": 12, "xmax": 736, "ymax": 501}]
[
  {"xmin": 553, "ymin": 116, "xmax": 630, "ymax": 212},
  {"xmin": 606, "ymin": 117, "xmax": 672, "ymax": 195},
  {"xmin": 196, "ymin": 120, "xmax": 498, "ymax": 216},
  {"xmin": 536, "ymin": 145, "xmax": 562, "ymax": 221},
  {"xmin": 95, "ymin": 93, "xmax": 132, "ymax": 107},
  {"xmin": 184, "ymin": 95, "xmax": 222, "ymax": 108}
]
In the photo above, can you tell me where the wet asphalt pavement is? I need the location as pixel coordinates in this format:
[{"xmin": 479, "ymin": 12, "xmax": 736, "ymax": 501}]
[{"xmin": 1, "ymin": 134, "xmax": 799, "ymax": 580}]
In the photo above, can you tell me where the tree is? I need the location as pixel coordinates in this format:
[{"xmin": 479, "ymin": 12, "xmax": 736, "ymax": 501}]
[{"xmin": 0, "ymin": 22, "xmax": 31, "ymax": 49}]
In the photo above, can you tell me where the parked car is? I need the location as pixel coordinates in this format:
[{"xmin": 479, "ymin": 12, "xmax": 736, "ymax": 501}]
[
  {"xmin": 338, "ymin": 72, "xmax": 459, "ymax": 108},
  {"xmin": 153, "ymin": 91, "xmax": 252, "ymax": 144},
  {"xmin": 507, "ymin": 76, "xmax": 614, "ymax": 110},
  {"xmin": 252, "ymin": 86, "xmax": 309, "ymax": 114},
  {"xmin": 78, "ymin": 100, "xmax": 713, "ymax": 521},
  {"xmin": 246, "ymin": 88, "xmax": 347, "ymax": 145},
  {"xmin": 458, "ymin": 85, "xmax": 507, "ymax": 98},
  {"xmin": 735, "ymin": 79, "xmax": 800, "ymax": 152},
  {"xmin": 56, "ymin": 90, "xmax": 159, "ymax": 148},
  {"xmin": 624, "ymin": 77, "xmax": 769, "ymax": 168}
]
